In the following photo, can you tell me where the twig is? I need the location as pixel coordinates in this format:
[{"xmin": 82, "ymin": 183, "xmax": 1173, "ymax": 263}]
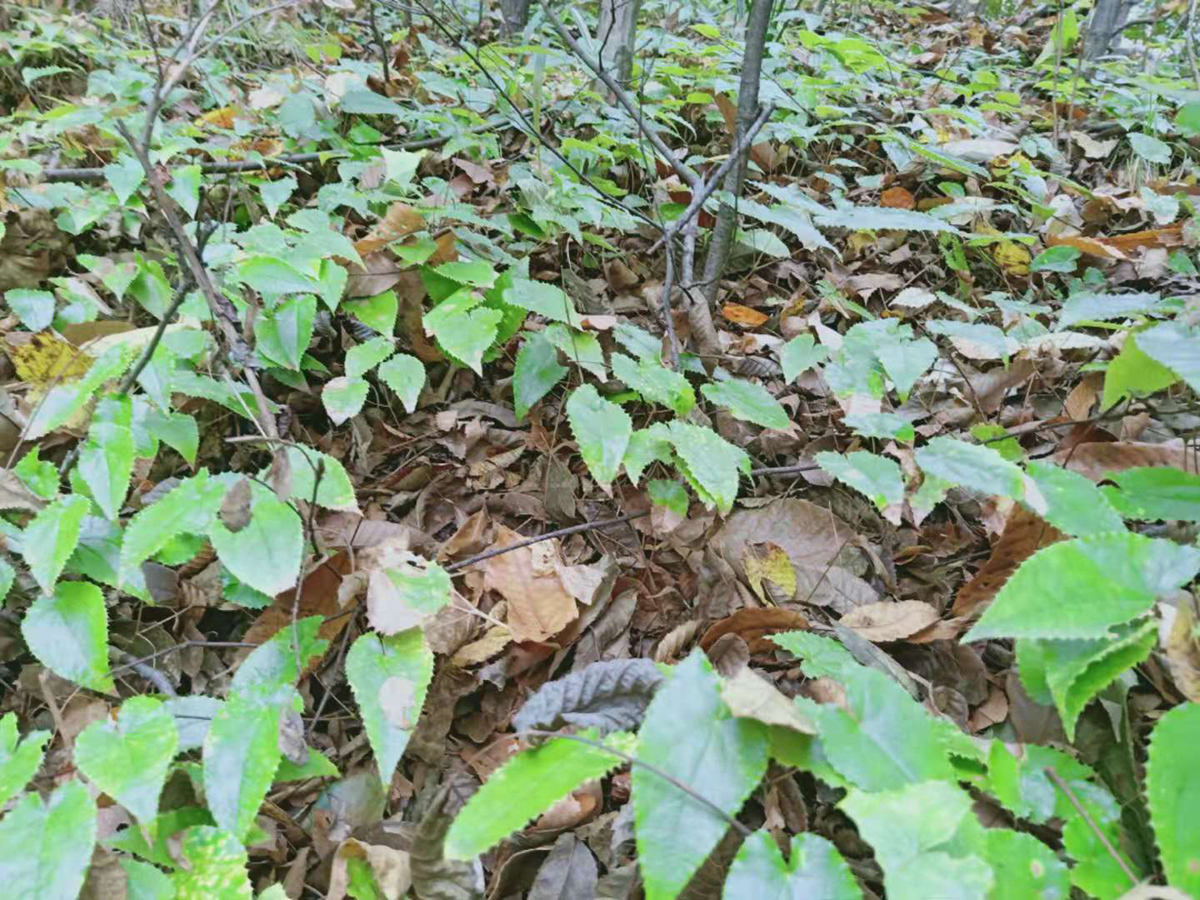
[
  {"xmin": 1044, "ymin": 767, "xmax": 1138, "ymax": 886},
  {"xmin": 1188, "ymin": 0, "xmax": 1200, "ymax": 92},
  {"xmin": 519, "ymin": 729, "xmax": 752, "ymax": 838},
  {"xmin": 445, "ymin": 512, "xmax": 648, "ymax": 571},
  {"xmin": 292, "ymin": 460, "xmax": 325, "ymax": 678},
  {"xmin": 367, "ymin": 0, "xmax": 392, "ymax": 86},
  {"xmin": 113, "ymin": 650, "xmax": 178, "ymax": 696},
  {"xmin": 107, "ymin": 640, "xmax": 258, "ymax": 678}
]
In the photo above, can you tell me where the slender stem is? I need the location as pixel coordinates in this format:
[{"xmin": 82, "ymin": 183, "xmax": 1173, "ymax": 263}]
[
  {"xmin": 1044, "ymin": 767, "xmax": 1137, "ymax": 886},
  {"xmin": 107, "ymin": 640, "xmax": 258, "ymax": 678},
  {"xmin": 445, "ymin": 512, "xmax": 648, "ymax": 571},
  {"xmin": 292, "ymin": 461, "xmax": 324, "ymax": 678}
]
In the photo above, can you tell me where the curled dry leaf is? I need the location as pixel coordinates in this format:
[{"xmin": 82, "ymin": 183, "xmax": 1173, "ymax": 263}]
[
  {"xmin": 450, "ymin": 625, "xmax": 513, "ymax": 668},
  {"xmin": 327, "ymin": 838, "xmax": 413, "ymax": 900},
  {"xmin": 699, "ymin": 607, "xmax": 810, "ymax": 654},
  {"xmin": 840, "ymin": 600, "xmax": 941, "ymax": 643},
  {"xmin": 483, "ymin": 525, "xmax": 578, "ymax": 643},
  {"xmin": 218, "ymin": 477, "xmax": 252, "ymax": 533},
  {"xmin": 720, "ymin": 666, "xmax": 816, "ymax": 734},
  {"xmin": 653, "ymin": 620, "xmax": 701, "ymax": 663},
  {"xmin": 722, "ymin": 303, "xmax": 769, "ymax": 327}
]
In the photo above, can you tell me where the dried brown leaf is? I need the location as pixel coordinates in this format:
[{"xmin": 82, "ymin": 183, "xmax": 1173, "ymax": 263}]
[
  {"xmin": 952, "ymin": 505, "xmax": 1063, "ymax": 622},
  {"xmin": 484, "ymin": 525, "xmax": 578, "ymax": 643},
  {"xmin": 699, "ymin": 607, "xmax": 810, "ymax": 654},
  {"xmin": 840, "ymin": 600, "xmax": 940, "ymax": 642}
]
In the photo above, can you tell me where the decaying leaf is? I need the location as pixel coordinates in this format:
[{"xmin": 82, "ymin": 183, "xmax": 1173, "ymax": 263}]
[
  {"xmin": 483, "ymin": 525, "xmax": 579, "ymax": 643},
  {"xmin": 699, "ymin": 608, "xmax": 810, "ymax": 654},
  {"xmin": 511, "ymin": 659, "xmax": 664, "ymax": 735},
  {"xmin": 840, "ymin": 600, "xmax": 940, "ymax": 642},
  {"xmin": 952, "ymin": 505, "xmax": 1064, "ymax": 622}
]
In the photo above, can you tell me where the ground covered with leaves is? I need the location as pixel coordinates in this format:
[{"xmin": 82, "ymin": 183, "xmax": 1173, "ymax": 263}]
[{"xmin": 1, "ymin": 0, "xmax": 1200, "ymax": 898}]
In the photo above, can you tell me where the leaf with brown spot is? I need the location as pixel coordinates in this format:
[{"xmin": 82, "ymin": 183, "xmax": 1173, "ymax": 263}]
[
  {"xmin": 840, "ymin": 600, "xmax": 940, "ymax": 642},
  {"xmin": 952, "ymin": 505, "xmax": 1064, "ymax": 621},
  {"xmin": 699, "ymin": 608, "xmax": 809, "ymax": 654}
]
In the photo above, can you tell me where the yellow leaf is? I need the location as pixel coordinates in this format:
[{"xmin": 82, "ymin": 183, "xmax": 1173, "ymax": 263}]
[
  {"xmin": 5, "ymin": 332, "xmax": 94, "ymax": 386},
  {"xmin": 993, "ymin": 240, "xmax": 1031, "ymax": 276},
  {"xmin": 743, "ymin": 543, "xmax": 797, "ymax": 604}
]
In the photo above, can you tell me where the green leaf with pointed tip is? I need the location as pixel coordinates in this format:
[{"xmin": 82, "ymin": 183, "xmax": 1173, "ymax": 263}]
[
  {"xmin": 1102, "ymin": 332, "xmax": 1178, "ymax": 410},
  {"xmin": 965, "ymin": 533, "xmax": 1200, "ymax": 642},
  {"xmin": 275, "ymin": 746, "xmax": 338, "ymax": 781},
  {"xmin": 843, "ymin": 412, "xmax": 915, "ymax": 443},
  {"xmin": 322, "ymin": 376, "xmax": 369, "ymax": 424},
  {"xmin": 1135, "ymin": 321, "xmax": 1200, "ymax": 393},
  {"xmin": 345, "ymin": 336, "xmax": 394, "ymax": 379},
  {"xmin": 612, "ymin": 353, "xmax": 694, "ymax": 416},
  {"xmin": 435, "ymin": 259, "xmax": 496, "ymax": 287},
  {"xmin": 14, "ymin": 447, "xmax": 58, "ymax": 500},
  {"xmin": 916, "ymin": 436, "xmax": 1024, "ymax": 499},
  {"xmin": 282, "ymin": 447, "xmax": 359, "ymax": 512},
  {"xmin": 377, "ymin": 352, "xmax": 425, "ymax": 413},
  {"xmin": 203, "ymin": 693, "xmax": 289, "ymax": 842},
  {"xmin": 514, "ymin": 332, "xmax": 567, "ymax": 420},
  {"xmin": 238, "ymin": 256, "xmax": 317, "ymax": 296},
  {"xmin": 423, "ymin": 288, "xmax": 502, "ymax": 375},
  {"xmin": 502, "ymin": 279, "xmax": 583, "ymax": 327},
  {"xmin": 78, "ymin": 422, "xmax": 135, "ymax": 520},
  {"xmin": 6, "ymin": 288, "xmax": 54, "ymax": 331},
  {"xmin": 544, "ymin": 324, "xmax": 607, "ymax": 379},
  {"xmin": 1030, "ymin": 245, "xmax": 1081, "ymax": 274},
  {"xmin": 230, "ymin": 617, "xmax": 327, "ymax": 704},
  {"xmin": 1025, "ymin": 460, "xmax": 1125, "ymax": 536},
  {"xmin": 0, "ymin": 781, "xmax": 96, "ymax": 900},
  {"xmin": 1128, "ymin": 132, "xmax": 1171, "ymax": 164},
  {"xmin": 1101, "ymin": 466, "xmax": 1200, "ymax": 522},
  {"xmin": 22, "ymin": 580, "xmax": 114, "ymax": 692},
  {"xmin": 567, "ymin": 384, "xmax": 632, "ymax": 487},
  {"xmin": 1147, "ymin": 702, "xmax": 1200, "ymax": 895},
  {"xmin": 635, "ymin": 651, "xmax": 769, "ymax": 900},
  {"xmin": 0, "ymin": 712, "xmax": 49, "ymax": 809},
  {"xmin": 701, "ymin": 378, "xmax": 788, "ymax": 429},
  {"xmin": 664, "ymin": 421, "xmax": 749, "ymax": 514},
  {"xmin": 779, "ymin": 334, "xmax": 828, "ymax": 383},
  {"xmin": 165, "ymin": 164, "xmax": 201, "ymax": 217},
  {"xmin": 343, "ymin": 290, "xmax": 398, "ymax": 335},
  {"xmin": 172, "ymin": 826, "xmax": 253, "ymax": 900},
  {"xmin": 445, "ymin": 730, "xmax": 635, "ymax": 860},
  {"xmin": 105, "ymin": 154, "xmax": 144, "ymax": 204},
  {"xmin": 877, "ymin": 335, "xmax": 937, "ymax": 402},
  {"xmin": 210, "ymin": 494, "xmax": 303, "ymax": 597},
  {"xmin": 345, "ymin": 628, "xmax": 434, "ymax": 783},
  {"xmin": 648, "ymin": 479, "xmax": 689, "ymax": 516},
  {"xmin": 723, "ymin": 831, "xmax": 859, "ymax": 900},
  {"xmin": 1061, "ymin": 779, "xmax": 1138, "ymax": 898},
  {"xmin": 143, "ymin": 409, "xmax": 199, "ymax": 465},
  {"xmin": 123, "ymin": 858, "xmax": 174, "ymax": 900},
  {"xmin": 254, "ymin": 294, "xmax": 316, "ymax": 371},
  {"xmin": 75, "ymin": 696, "xmax": 178, "ymax": 823},
  {"xmin": 22, "ymin": 494, "xmax": 90, "ymax": 593},
  {"xmin": 622, "ymin": 426, "xmax": 674, "ymax": 485},
  {"xmin": 120, "ymin": 471, "xmax": 226, "ymax": 583},
  {"xmin": 613, "ymin": 322, "xmax": 662, "ymax": 360},
  {"xmin": 816, "ymin": 450, "xmax": 903, "ymax": 510},
  {"xmin": 1058, "ymin": 291, "xmax": 1161, "ymax": 328}
]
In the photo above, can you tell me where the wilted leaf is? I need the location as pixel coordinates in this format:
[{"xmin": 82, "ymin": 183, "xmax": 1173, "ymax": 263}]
[{"xmin": 513, "ymin": 659, "xmax": 665, "ymax": 735}]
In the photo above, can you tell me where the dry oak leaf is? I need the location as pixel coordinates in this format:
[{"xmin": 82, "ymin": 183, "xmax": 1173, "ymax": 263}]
[
  {"xmin": 484, "ymin": 524, "xmax": 578, "ymax": 643},
  {"xmin": 1054, "ymin": 440, "xmax": 1195, "ymax": 481},
  {"xmin": 952, "ymin": 504, "xmax": 1064, "ymax": 622},
  {"xmin": 700, "ymin": 607, "xmax": 810, "ymax": 655},
  {"xmin": 840, "ymin": 600, "xmax": 941, "ymax": 642},
  {"xmin": 353, "ymin": 201, "xmax": 424, "ymax": 256},
  {"xmin": 722, "ymin": 303, "xmax": 769, "ymax": 327}
]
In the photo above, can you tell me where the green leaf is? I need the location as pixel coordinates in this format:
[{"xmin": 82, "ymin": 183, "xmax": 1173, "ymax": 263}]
[
  {"xmin": 514, "ymin": 332, "xmax": 568, "ymax": 420},
  {"xmin": 172, "ymin": 826, "xmax": 253, "ymax": 900},
  {"xmin": 841, "ymin": 781, "xmax": 993, "ymax": 900},
  {"xmin": 0, "ymin": 712, "xmax": 50, "ymax": 809},
  {"xmin": 876, "ymin": 335, "xmax": 937, "ymax": 403},
  {"xmin": 844, "ymin": 412, "xmax": 915, "ymax": 443},
  {"xmin": 377, "ymin": 353, "xmax": 425, "ymax": 414},
  {"xmin": 143, "ymin": 409, "xmax": 199, "ymax": 465},
  {"xmin": 635, "ymin": 651, "xmax": 768, "ymax": 900},
  {"xmin": 78, "ymin": 422, "xmax": 135, "ymax": 520},
  {"xmin": 502, "ymin": 279, "xmax": 583, "ymax": 327},
  {"xmin": 423, "ymin": 288, "xmax": 502, "ymax": 375},
  {"xmin": 275, "ymin": 746, "xmax": 338, "ymax": 781},
  {"xmin": 345, "ymin": 629, "xmax": 434, "ymax": 782},
  {"xmin": 1058, "ymin": 291, "xmax": 1161, "ymax": 328},
  {"xmin": 14, "ymin": 446, "xmax": 58, "ymax": 500},
  {"xmin": 75, "ymin": 695, "xmax": 178, "ymax": 823},
  {"xmin": 723, "ymin": 831, "xmax": 859, "ymax": 900},
  {"xmin": 1136, "ymin": 321, "xmax": 1200, "ymax": 393},
  {"xmin": 1147, "ymin": 702, "xmax": 1200, "ymax": 895},
  {"xmin": 22, "ymin": 580, "xmax": 114, "ymax": 692},
  {"xmin": 814, "ymin": 205, "xmax": 958, "ymax": 234},
  {"xmin": 345, "ymin": 336, "xmax": 394, "ymax": 379},
  {"xmin": 230, "ymin": 617, "xmax": 327, "ymax": 703},
  {"xmin": 343, "ymin": 290, "xmax": 398, "ymax": 334},
  {"xmin": 445, "ymin": 730, "xmax": 635, "ymax": 860},
  {"xmin": 665, "ymin": 421, "xmax": 750, "ymax": 514},
  {"xmin": 367, "ymin": 559, "xmax": 453, "ymax": 634},
  {"xmin": 648, "ymin": 479, "xmax": 689, "ymax": 516},
  {"xmin": 1030, "ymin": 245, "xmax": 1081, "ymax": 273},
  {"xmin": 701, "ymin": 378, "xmax": 787, "ymax": 429},
  {"xmin": 435, "ymin": 259, "xmax": 496, "ymax": 288},
  {"xmin": 22, "ymin": 494, "xmax": 90, "ymax": 593},
  {"xmin": 1101, "ymin": 466, "xmax": 1200, "ymax": 522},
  {"xmin": 1128, "ymin": 133, "xmax": 1171, "ymax": 164},
  {"xmin": 210, "ymin": 494, "xmax": 303, "ymax": 598},
  {"xmin": 1178, "ymin": 101, "xmax": 1200, "ymax": 136},
  {"xmin": 1102, "ymin": 331, "xmax": 1179, "ymax": 409},
  {"xmin": 916, "ymin": 436, "xmax": 1024, "ymax": 499},
  {"xmin": 1061, "ymin": 780, "xmax": 1138, "ymax": 897},
  {"xmin": 815, "ymin": 450, "xmax": 904, "ymax": 510},
  {"xmin": 238, "ymin": 256, "xmax": 317, "ymax": 296},
  {"xmin": 254, "ymin": 294, "xmax": 316, "ymax": 370},
  {"xmin": 203, "ymin": 693, "xmax": 289, "ymax": 841},
  {"xmin": 964, "ymin": 533, "xmax": 1200, "ymax": 642},
  {"xmin": 122, "ymin": 858, "xmax": 175, "ymax": 900},
  {"xmin": 612, "ymin": 353, "xmax": 694, "ymax": 416},
  {"xmin": 120, "ymin": 471, "xmax": 226, "ymax": 583},
  {"xmin": 105, "ymin": 154, "xmax": 144, "ymax": 204},
  {"xmin": 567, "ymin": 384, "xmax": 632, "ymax": 487},
  {"xmin": 622, "ymin": 427, "xmax": 675, "ymax": 485},
  {"xmin": 779, "ymin": 334, "xmax": 828, "ymax": 383},
  {"xmin": 257, "ymin": 175, "xmax": 297, "ymax": 219},
  {"xmin": 166, "ymin": 165, "xmax": 202, "ymax": 217},
  {"xmin": 5, "ymin": 288, "xmax": 55, "ymax": 331},
  {"xmin": 0, "ymin": 781, "xmax": 96, "ymax": 900},
  {"xmin": 1024, "ymin": 460, "xmax": 1125, "ymax": 536},
  {"xmin": 544, "ymin": 323, "xmax": 607, "ymax": 380},
  {"xmin": 282, "ymin": 447, "xmax": 359, "ymax": 512},
  {"xmin": 322, "ymin": 376, "xmax": 369, "ymax": 424}
]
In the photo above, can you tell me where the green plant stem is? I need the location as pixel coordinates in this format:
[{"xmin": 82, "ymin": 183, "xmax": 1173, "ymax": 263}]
[{"xmin": 1044, "ymin": 766, "xmax": 1138, "ymax": 886}]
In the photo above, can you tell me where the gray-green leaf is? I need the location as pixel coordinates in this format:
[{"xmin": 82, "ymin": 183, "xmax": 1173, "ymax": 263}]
[
  {"xmin": 567, "ymin": 384, "xmax": 632, "ymax": 487},
  {"xmin": 21, "ymin": 580, "xmax": 114, "ymax": 693},
  {"xmin": 75, "ymin": 695, "xmax": 178, "ymax": 823},
  {"xmin": 0, "ymin": 781, "xmax": 96, "ymax": 900}
]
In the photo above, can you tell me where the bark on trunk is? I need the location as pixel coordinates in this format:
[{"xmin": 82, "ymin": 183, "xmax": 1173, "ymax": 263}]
[
  {"xmin": 501, "ymin": 0, "xmax": 531, "ymax": 36},
  {"xmin": 1083, "ymin": 0, "xmax": 1134, "ymax": 59},
  {"xmin": 596, "ymin": 0, "xmax": 643, "ymax": 89}
]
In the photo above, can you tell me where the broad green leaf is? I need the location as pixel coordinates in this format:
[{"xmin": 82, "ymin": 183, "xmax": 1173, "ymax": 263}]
[
  {"xmin": 322, "ymin": 375, "xmax": 369, "ymax": 424},
  {"xmin": 502, "ymin": 279, "xmax": 583, "ymax": 327},
  {"xmin": 843, "ymin": 412, "xmax": 915, "ymax": 443},
  {"xmin": 544, "ymin": 323, "xmax": 607, "ymax": 380},
  {"xmin": 276, "ymin": 746, "xmax": 338, "ymax": 781},
  {"xmin": 1061, "ymin": 780, "xmax": 1139, "ymax": 898},
  {"xmin": 380, "ymin": 147, "xmax": 424, "ymax": 186},
  {"xmin": 254, "ymin": 294, "xmax": 316, "ymax": 370},
  {"xmin": 567, "ymin": 384, "xmax": 632, "ymax": 487},
  {"xmin": 723, "ymin": 830, "xmax": 859, "ymax": 900},
  {"xmin": 841, "ymin": 781, "xmax": 993, "ymax": 900},
  {"xmin": 105, "ymin": 154, "xmax": 144, "ymax": 204},
  {"xmin": 613, "ymin": 353, "xmax": 694, "ymax": 416},
  {"xmin": 172, "ymin": 826, "xmax": 253, "ymax": 900},
  {"xmin": 983, "ymin": 741, "xmax": 1093, "ymax": 824},
  {"xmin": 14, "ymin": 446, "xmax": 58, "ymax": 500},
  {"xmin": 210, "ymin": 494, "xmax": 303, "ymax": 598},
  {"xmin": 238, "ymin": 256, "xmax": 317, "ymax": 296},
  {"xmin": 423, "ymin": 289, "xmax": 502, "ymax": 375},
  {"xmin": 22, "ymin": 494, "xmax": 89, "ymax": 592},
  {"xmin": 22, "ymin": 580, "xmax": 114, "ymax": 692},
  {"xmin": 779, "ymin": 334, "xmax": 828, "ymax": 383},
  {"xmin": 345, "ymin": 336, "xmax": 394, "ymax": 379},
  {"xmin": 120, "ymin": 471, "xmax": 226, "ymax": 583},
  {"xmin": 622, "ymin": 426, "xmax": 675, "ymax": 485},
  {"xmin": 1058, "ymin": 291, "xmax": 1161, "ymax": 328},
  {"xmin": 0, "ymin": 712, "xmax": 50, "ymax": 809},
  {"xmin": 345, "ymin": 628, "xmax": 434, "ymax": 782},
  {"xmin": 1128, "ymin": 132, "xmax": 1171, "ymax": 164},
  {"xmin": 916, "ymin": 436, "xmax": 1023, "ymax": 499},
  {"xmin": 514, "ymin": 332, "xmax": 568, "ymax": 420},
  {"xmin": 166, "ymin": 695, "xmax": 223, "ymax": 752},
  {"xmin": 634, "ymin": 651, "xmax": 769, "ymax": 900},
  {"xmin": 435, "ymin": 259, "xmax": 496, "ymax": 288},
  {"xmin": 0, "ymin": 781, "xmax": 96, "ymax": 900},
  {"xmin": 665, "ymin": 421, "xmax": 750, "ymax": 514},
  {"xmin": 701, "ymin": 378, "xmax": 788, "ymax": 429},
  {"xmin": 927, "ymin": 320, "xmax": 1011, "ymax": 361},
  {"xmin": 343, "ymin": 290, "xmax": 398, "ymax": 334},
  {"xmin": 377, "ymin": 353, "xmax": 425, "ymax": 413},
  {"xmin": 75, "ymin": 696, "xmax": 178, "ymax": 823},
  {"xmin": 613, "ymin": 322, "xmax": 662, "ymax": 360},
  {"xmin": 965, "ymin": 533, "xmax": 1200, "ymax": 642},
  {"xmin": 1102, "ymin": 331, "xmax": 1179, "ymax": 410},
  {"xmin": 230, "ymin": 617, "xmax": 327, "ymax": 703},
  {"xmin": 1016, "ymin": 619, "xmax": 1156, "ymax": 741},
  {"xmin": 256, "ymin": 175, "xmax": 297, "ymax": 219},
  {"xmin": 1136, "ymin": 321, "xmax": 1200, "ymax": 393},
  {"xmin": 5, "ymin": 288, "xmax": 54, "ymax": 331},
  {"xmin": 110, "ymin": 806, "xmax": 215, "ymax": 868},
  {"xmin": 1146, "ymin": 702, "xmax": 1200, "ymax": 895},
  {"xmin": 1030, "ymin": 244, "xmax": 1081, "ymax": 273},
  {"xmin": 78, "ymin": 422, "xmax": 135, "ymax": 520},
  {"xmin": 815, "ymin": 450, "xmax": 903, "ymax": 510},
  {"xmin": 282, "ymin": 447, "xmax": 359, "ymax": 512},
  {"xmin": 814, "ymin": 205, "xmax": 958, "ymax": 233},
  {"xmin": 203, "ymin": 692, "xmax": 289, "ymax": 841},
  {"xmin": 445, "ymin": 730, "xmax": 635, "ymax": 860},
  {"xmin": 122, "ymin": 858, "xmax": 174, "ymax": 900},
  {"xmin": 143, "ymin": 408, "xmax": 199, "ymax": 464},
  {"xmin": 1101, "ymin": 466, "xmax": 1200, "ymax": 522},
  {"xmin": 875, "ymin": 335, "xmax": 936, "ymax": 402},
  {"xmin": 1178, "ymin": 101, "xmax": 1200, "ymax": 136},
  {"xmin": 166, "ymin": 164, "xmax": 201, "ymax": 217},
  {"xmin": 1025, "ymin": 460, "xmax": 1125, "ymax": 536},
  {"xmin": 648, "ymin": 479, "xmax": 689, "ymax": 516}
]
